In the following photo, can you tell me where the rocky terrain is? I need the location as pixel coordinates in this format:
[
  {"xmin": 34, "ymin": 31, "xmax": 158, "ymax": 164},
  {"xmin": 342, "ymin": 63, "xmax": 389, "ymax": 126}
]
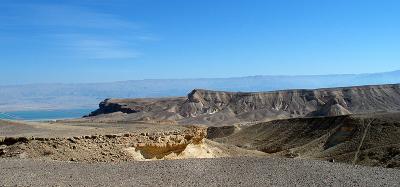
[
  {"xmin": 85, "ymin": 84, "xmax": 400, "ymax": 126},
  {"xmin": 53, "ymin": 83, "xmax": 400, "ymax": 168},
  {"xmin": 1, "ymin": 83, "xmax": 400, "ymax": 186},
  {"xmin": 209, "ymin": 112, "xmax": 400, "ymax": 169},
  {"xmin": 0, "ymin": 121, "xmax": 265, "ymax": 162}
]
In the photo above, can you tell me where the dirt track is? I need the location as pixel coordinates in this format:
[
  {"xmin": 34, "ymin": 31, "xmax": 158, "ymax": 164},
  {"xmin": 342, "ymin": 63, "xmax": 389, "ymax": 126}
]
[{"xmin": 1, "ymin": 157, "xmax": 399, "ymax": 186}]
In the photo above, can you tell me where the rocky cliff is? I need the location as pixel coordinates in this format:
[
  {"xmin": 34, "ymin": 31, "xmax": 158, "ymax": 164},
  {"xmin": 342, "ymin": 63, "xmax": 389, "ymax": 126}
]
[{"xmin": 86, "ymin": 84, "xmax": 400, "ymax": 125}]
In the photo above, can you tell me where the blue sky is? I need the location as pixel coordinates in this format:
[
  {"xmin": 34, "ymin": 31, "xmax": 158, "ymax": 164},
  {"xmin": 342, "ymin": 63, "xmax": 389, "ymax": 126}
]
[{"xmin": 1, "ymin": 0, "xmax": 400, "ymax": 84}]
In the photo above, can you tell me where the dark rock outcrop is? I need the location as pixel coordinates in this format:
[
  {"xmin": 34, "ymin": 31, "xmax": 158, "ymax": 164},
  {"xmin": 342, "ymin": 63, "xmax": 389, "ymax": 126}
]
[{"xmin": 87, "ymin": 98, "xmax": 144, "ymax": 116}]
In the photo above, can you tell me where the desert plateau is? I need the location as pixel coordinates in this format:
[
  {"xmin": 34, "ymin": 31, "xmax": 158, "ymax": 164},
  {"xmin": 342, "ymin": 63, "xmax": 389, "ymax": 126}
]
[{"xmin": 1, "ymin": 84, "xmax": 400, "ymax": 186}]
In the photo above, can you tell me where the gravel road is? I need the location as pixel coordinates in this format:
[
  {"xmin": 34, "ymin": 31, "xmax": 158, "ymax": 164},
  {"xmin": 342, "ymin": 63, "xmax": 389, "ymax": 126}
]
[{"xmin": 1, "ymin": 157, "xmax": 399, "ymax": 186}]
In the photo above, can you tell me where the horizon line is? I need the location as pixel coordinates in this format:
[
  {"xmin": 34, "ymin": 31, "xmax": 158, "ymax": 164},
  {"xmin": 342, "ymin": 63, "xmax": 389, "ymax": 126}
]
[{"xmin": 1, "ymin": 69, "xmax": 399, "ymax": 87}]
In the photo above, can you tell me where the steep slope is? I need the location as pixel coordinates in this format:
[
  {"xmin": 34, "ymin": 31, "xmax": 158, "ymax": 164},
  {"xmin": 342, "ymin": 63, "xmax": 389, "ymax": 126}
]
[
  {"xmin": 209, "ymin": 113, "xmax": 400, "ymax": 168},
  {"xmin": 306, "ymin": 98, "xmax": 351, "ymax": 117},
  {"xmin": 85, "ymin": 84, "xmax": 400, "ymax": 125}
]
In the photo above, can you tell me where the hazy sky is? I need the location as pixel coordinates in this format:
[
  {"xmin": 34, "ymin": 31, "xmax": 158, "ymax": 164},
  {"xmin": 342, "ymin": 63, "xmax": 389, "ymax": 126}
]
[{"xmin": 1, "ymin": 0, "xmax": 400, "ymax": 84}]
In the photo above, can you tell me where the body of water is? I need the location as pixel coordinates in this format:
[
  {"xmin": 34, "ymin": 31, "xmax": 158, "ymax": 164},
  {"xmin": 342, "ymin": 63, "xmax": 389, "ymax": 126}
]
[{"xmin": 0, "ymin": 108, "xmax": 94, "ymax": 121}]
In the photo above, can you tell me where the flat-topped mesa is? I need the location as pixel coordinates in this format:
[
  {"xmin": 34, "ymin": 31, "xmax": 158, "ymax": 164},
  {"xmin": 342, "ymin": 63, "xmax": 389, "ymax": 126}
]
[{"xmin": 86, "ymin": 84, "xmax": 400, "ymax": 125}]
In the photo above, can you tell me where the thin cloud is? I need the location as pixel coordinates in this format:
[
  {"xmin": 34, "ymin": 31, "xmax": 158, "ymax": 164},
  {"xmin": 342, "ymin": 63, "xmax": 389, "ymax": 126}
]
[
  {"xmin": 29, "ymin": 4, "xmax": 141, "ymax": 30},
  {"xmin": 71, "ymin": 39, "xmax": 140, "ymax": 59},
  {"xmin": 0, "ymin": 3, "xmax": 151, "ymax": 60}
]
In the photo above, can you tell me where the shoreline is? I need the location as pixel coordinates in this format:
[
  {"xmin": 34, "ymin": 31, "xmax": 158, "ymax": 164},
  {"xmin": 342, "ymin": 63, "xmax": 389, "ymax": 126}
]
[{"xmin": 0, "ymin": 108, "xmax": 95, "ymax": 121}]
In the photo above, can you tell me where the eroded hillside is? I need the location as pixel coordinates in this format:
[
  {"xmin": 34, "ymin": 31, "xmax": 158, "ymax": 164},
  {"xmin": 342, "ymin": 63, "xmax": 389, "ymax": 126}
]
[
  {"xmin": 85, "ymin": 84, "xmax": 400, "ymax": 126},
  {"xmin": 209, "ymin": 113, "xmax": 400, "ymax": 168}
]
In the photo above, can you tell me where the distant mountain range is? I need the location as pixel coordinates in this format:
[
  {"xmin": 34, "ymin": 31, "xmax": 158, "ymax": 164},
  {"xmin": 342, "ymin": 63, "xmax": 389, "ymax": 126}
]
[{"xmin": 1, "ymin": 70, "xmax": 399, "ymax": 112}]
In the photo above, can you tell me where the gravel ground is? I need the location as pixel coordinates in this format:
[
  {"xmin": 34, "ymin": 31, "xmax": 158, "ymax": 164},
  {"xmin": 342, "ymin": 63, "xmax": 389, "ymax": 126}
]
[{"xmin": 0, "ymin": 157, "xmax": 399, "ymax": 187}]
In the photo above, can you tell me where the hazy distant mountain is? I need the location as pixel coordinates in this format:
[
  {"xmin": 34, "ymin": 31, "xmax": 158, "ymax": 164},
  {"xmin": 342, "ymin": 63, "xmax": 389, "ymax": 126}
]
[{"xmin": 0, "ymin": 70, "xmax": 399, "ymax": 112}]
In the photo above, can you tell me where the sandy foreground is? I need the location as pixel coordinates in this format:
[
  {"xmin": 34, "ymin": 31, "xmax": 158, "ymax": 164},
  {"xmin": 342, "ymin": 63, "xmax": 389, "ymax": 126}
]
[{"xmin": 1, "ymin": 157, "xmax": 399, "ymax": 187}]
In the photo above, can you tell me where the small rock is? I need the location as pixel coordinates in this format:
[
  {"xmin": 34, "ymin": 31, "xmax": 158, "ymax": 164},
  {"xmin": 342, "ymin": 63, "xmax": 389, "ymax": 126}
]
[
  {"xmin": 0, "ymin": 148, "xmax": 7, "ymax": 155},
  {"xmin": 35, "ymin": 137, "xmax": 45, "ymax": 141},
  {"xmin": 18, "ymin": 152, "xmax": 28, "ymax": 159},
  {"xmin": 67, "ymin": 137, "xmax": 77, "ymax": 143},
  {"xmin": 105, "ymin": 134, "xmax": 117, "ymax": 138}
]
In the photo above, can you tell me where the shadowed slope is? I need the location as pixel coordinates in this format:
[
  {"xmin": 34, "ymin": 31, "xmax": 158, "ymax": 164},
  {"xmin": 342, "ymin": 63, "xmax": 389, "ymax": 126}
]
[{"xmin": 210, "ymin": 113, "xmax": 400, "ymax": 168}]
